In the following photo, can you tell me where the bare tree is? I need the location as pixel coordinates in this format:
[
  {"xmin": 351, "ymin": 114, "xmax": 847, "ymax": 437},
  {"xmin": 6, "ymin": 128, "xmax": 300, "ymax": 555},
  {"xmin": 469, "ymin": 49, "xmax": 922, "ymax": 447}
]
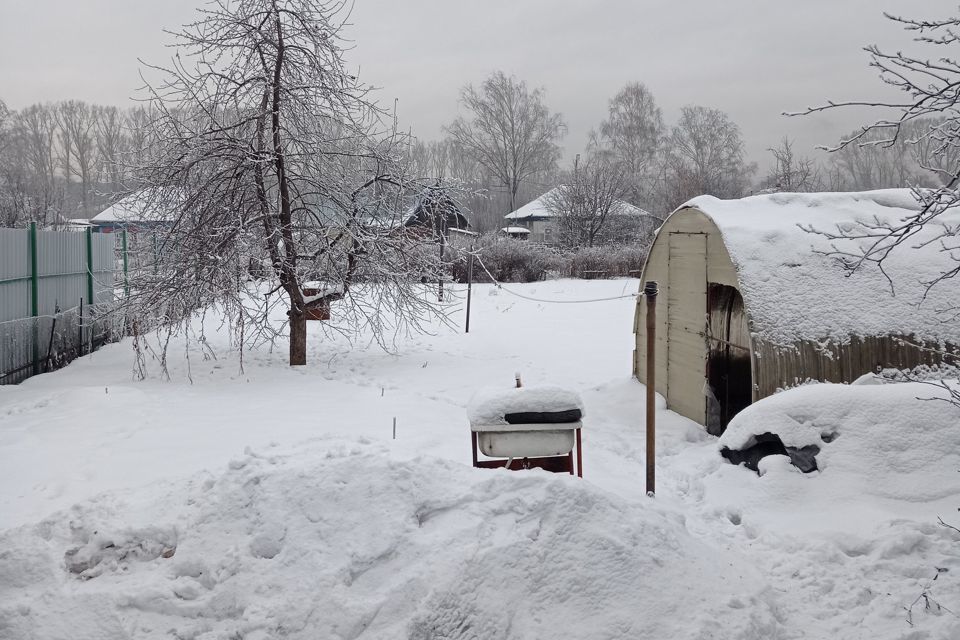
[
  {"xmin": 823, "ymin": 119, "xmax": 953, "ymax": 191},
  {"xmin": 793, "ymin": 9, "xmax": 960, "ymax": 404},
  {"xmin": 446, "ymin": 71, "xmax": 565, "ymax": 212},
  {"xmin": 18, "ymin": 105, "xmax": 60, "ymax": 212},
  {"xmin": 0, "ymin": 103, "xmax": 67, "ymax": 226},
  {"xmin": 94, "ymin": 105, "xmax": 127, "ymax": 193},
  {"xmin": 0, "ymin": 99, "xmax": 19, "ymax": 226},
  {"xmin": 131, "ymin": 0, "xmax": 449, "ymax": 368},
  {"xmin": 593, "ymin": 82, "xmax": 665, "ymax": 207},
  {"xmin": 0, "ymin": 101, "xmax": 9, "ymax": 170},
  {"xmin": 657, "ymin": 105, "xmax": 756, "ymax": 208},
  {"xmin": 125, "ymin": 105, "xmax": 155, "ymax": 172},
  {"xmin": 0, "ymin": 100, "xmax": 151, "ymax": 226},
  {"xmin": 56, "ymin": 100, "xmax": 99, "ymax": 217},
  {"xmin": 793, "ymin": 12, "xmax": 960, "ymax": 285},
  {"xmin": 544, "ymin": 151, "xmax": 632, "ymax": 248},
  {"xmin": 761, "ymin": 137, "xmax": 823, "ymax": 192}
]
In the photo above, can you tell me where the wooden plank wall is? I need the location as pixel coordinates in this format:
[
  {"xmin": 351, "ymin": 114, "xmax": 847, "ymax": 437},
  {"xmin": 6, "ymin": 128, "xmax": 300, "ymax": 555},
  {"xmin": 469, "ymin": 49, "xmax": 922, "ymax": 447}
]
[{"xmin": 754, "ymin": 335, "xmax": 958, "ymax": 397}]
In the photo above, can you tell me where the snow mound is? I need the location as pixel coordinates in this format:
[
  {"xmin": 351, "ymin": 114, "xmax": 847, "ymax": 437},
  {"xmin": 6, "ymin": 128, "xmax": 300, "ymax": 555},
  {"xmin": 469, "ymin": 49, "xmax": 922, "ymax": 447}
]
[
  {"xmin": 0, "ymin": 443, "xmax": 776, "ymax": 639},
  {"xmin": 467, "ymin": 385, "xmax": 584, "ymax": 425},
  {"xmin": 718, "ymin": 381, "xmax": 960, "ymax": 502}
]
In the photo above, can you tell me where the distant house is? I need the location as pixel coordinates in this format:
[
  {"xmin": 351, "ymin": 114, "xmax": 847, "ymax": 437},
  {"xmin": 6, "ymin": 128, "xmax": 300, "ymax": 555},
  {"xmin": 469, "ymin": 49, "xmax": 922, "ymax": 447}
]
[
  {"xmin": 61, "ymin": 218, "xmax": 93, "ymax": 232},
  {"xmin": 89, "ymin": 191, "xmax": 175, "ymax": 234},
  {"xmin": 402, "ymin": 183, "xmax": 471, "ymax": 238},
  {"xmin": 499, "ymin": 226, "xmax": 531, "ymax": 240},
  {"xmin": 634, "ymin": 189, "xmax": 960, "ymax": 435},
  {"xmin": 504, "ymin": 187, "xmax": 655, "ymax": 244}
]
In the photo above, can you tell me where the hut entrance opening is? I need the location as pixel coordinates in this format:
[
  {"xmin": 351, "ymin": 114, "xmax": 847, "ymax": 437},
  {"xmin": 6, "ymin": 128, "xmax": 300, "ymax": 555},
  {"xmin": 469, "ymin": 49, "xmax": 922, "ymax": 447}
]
[{"xmin": 705, "ymin": 283, "xmax": 752, "ymax": 436}]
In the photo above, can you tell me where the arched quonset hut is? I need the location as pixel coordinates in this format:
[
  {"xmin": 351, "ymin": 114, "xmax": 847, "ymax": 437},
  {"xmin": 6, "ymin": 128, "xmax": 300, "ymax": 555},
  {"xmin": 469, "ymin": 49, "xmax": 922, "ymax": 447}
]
[{"xmin": 633, "ymin": 189, "xmax": 960, "ymax": 435}]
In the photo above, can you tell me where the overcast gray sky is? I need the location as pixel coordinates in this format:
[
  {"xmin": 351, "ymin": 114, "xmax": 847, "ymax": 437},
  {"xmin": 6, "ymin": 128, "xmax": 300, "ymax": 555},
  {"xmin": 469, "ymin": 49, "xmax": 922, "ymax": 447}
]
[{"xmin": 1, "ymin": 0, "xmax": 955, "ymax": 170}]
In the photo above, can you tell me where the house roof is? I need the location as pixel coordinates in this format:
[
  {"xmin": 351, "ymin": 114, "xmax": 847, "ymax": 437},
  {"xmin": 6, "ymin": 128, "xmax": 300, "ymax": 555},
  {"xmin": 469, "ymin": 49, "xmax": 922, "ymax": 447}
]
[
  {"xmin": 504, "ymin": 187, "xmax": 652, "ymax": 220},
  {"xmin": 677, "ymin": 189, "xmax": 960, "ymax": 346},
  {"xmin": 91, "ymin": 190, "xmax": 175, "ymax": 224},
  {"xmin": 403, "ymin": 184, "xmax": 470, "ymax": 232}
]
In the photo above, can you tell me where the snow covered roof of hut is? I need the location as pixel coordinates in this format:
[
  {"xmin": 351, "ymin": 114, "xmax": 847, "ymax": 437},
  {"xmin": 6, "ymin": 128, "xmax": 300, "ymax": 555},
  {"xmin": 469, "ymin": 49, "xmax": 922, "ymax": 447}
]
[
  {"xmin": 678, "ymin": 189, "xmax": 960, "ymax": 346},
  {"xmin": 504, "ymin": 188, "xmax": 652, "ymax": 221}
]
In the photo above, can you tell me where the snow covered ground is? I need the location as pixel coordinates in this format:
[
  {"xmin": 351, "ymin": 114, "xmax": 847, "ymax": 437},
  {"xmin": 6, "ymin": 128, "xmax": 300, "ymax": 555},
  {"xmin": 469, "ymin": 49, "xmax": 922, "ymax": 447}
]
[{"xmin": 1, "ymin": 279, "xmax": 959, "ymax": 639}]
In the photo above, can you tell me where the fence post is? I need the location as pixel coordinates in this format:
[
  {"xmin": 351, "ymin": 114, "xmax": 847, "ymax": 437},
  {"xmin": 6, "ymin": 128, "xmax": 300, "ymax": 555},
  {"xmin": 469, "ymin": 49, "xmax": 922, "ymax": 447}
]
[
  {"xmin": 86, "ymin": 227, "xmax": 94, "ymax": 352},
  {"xmin": 29, "ymin": 222, "xmax": 39, "ymax": 376},
  {"xmin": 122, "ymin": 229, "xmax": 129, "ymax": 299}
]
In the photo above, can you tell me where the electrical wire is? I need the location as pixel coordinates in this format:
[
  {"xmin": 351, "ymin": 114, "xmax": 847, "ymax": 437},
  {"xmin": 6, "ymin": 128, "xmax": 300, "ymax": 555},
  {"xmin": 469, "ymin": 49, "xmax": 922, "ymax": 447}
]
[{"xmin": 472, "ymin": 253, "xmax": 639, "ymax": 304}]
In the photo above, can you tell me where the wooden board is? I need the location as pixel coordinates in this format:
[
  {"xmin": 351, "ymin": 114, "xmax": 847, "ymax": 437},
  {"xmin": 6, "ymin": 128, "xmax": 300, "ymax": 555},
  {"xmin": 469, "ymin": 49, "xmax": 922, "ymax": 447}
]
[{"xmin": 667, "ymin": 232, "xmax": 707, "ymax": 424}]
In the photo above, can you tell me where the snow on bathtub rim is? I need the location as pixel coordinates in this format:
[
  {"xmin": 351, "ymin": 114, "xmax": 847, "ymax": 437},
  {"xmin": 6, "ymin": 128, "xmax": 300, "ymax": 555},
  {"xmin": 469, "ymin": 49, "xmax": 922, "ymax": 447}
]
[
  {"xmin": 466, "ymin": 384, "xmax": 585, "ymax": 426},
  {"xmin": 717, "ymin": 380, "xmax": 960, "ymax": 500}
]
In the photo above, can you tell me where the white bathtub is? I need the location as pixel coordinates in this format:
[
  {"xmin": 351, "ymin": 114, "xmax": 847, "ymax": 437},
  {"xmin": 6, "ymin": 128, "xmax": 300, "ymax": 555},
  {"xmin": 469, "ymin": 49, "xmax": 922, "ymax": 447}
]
[{"xmin": 473, "ymin": 422, "xmax": 580, "ymax": 458}]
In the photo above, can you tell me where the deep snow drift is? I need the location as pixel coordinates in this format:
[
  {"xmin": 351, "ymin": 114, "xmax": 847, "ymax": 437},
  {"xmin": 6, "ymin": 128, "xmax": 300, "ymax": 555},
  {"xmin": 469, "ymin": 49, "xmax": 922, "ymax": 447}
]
[
  {"xmin": 0, "ymin": 447, "xmax": 774, "ymax": 639},
  {"xmin": 1, "ymin": 279, "xmax": 959, "ymax": 639}
]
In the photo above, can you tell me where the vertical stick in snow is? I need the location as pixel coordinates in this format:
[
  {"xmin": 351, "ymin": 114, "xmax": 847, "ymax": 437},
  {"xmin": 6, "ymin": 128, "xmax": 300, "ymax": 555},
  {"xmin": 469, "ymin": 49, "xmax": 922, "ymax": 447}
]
[{"xmin": 465, "ymin": 252, "xmax": 474, "ymax": 333}]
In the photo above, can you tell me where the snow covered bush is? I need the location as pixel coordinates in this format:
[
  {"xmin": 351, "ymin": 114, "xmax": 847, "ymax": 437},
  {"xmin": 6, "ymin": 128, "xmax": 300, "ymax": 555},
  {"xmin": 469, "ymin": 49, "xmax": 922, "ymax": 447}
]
[
  {"xmin": 569, "ymin": 245, "xmax": 647, "ymax": 279},
  {"xmin": 454, "ymin": 235, "xmax": 566, "ymax": 283},
  {"xmin": 452, "ymin": 235, "xmax": 648, "ymax": 283}
]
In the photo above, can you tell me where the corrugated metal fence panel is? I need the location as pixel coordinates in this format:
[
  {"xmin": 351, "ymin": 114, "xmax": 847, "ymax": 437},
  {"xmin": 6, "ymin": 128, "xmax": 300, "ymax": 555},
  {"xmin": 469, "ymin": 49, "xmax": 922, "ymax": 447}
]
[
  {"xmin": 0, "ymin": 227, "xmax": 118, "ymax": 385},
  {"xmin": 0, "ymin": 228, "xmax": 31, "ymax": 323},
  {"xmin": 0, "ymin": 229, "xmax": 32, "ymax": 384},
  {"xmin": 93, "ymin": 232, "xmax": 116, "ymax": 308},
  {"xmin": 36, "ymin": 229, "xmax": 87, "ymax": 315}
]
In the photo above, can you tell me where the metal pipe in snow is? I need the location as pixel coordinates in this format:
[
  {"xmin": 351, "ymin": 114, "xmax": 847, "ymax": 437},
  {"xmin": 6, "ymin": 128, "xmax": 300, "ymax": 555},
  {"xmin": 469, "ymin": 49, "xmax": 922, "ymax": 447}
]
[
  {"xmin": 465, "ymin": 252, "xmax": 474, "ymax": 333},
  {"xmin": 644, "ymin": 281, "xmax": 658, "ymax": 497}
]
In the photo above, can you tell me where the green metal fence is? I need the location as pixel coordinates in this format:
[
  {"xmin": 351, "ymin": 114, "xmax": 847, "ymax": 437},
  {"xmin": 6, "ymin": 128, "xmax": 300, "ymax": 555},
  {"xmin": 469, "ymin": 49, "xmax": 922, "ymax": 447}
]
[{"xmin": 0, "ymin": 225, "xmax": 120, "ymax": 384}]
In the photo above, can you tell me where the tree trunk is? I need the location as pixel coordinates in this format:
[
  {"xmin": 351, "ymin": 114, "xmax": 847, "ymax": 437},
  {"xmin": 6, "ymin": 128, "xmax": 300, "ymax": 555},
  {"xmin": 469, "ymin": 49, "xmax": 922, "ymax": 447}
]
[{"xmin": 289, "ymin": 310, "xmax": 307, "ymax": 366}]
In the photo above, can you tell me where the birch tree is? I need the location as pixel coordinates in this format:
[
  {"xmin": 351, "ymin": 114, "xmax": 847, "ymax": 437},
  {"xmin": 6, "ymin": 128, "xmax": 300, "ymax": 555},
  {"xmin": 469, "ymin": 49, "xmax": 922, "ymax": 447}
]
[
  {"xmin": 594, "ymin": 82, "xmax": 664, "ymax": 207},
  {"xmin": 659, "ymin": 105, "xmax": 756, "ymax": 207},
  {"xmin": 446, "ymin": 71, "xmax": 565, "ymax": 212}
]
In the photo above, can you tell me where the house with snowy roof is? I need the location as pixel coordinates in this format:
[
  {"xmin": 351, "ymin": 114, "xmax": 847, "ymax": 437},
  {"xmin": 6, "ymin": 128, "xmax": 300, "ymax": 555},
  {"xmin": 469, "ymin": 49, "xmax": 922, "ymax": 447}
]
[
  {"xmin": 504, "ymin": 187, "xmax": 654, "ymax": 244},
  {"xmin": 633, "ymin": 189, "xmax": 960, "ymax": 435},
  {"xmin": 89, "ymin": 190, "xmax": 175, "ymax": 234},
  {"xmin": 402, "ymin": 183, "xmax": 470, "ymax": 237}
]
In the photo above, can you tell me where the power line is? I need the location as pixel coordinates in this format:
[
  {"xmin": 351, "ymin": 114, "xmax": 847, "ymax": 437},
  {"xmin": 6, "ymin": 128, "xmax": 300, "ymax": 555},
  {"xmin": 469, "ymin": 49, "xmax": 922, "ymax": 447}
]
[{"xmin": 472, "ymin": 253, "xmax": 639, "ymax": 304}]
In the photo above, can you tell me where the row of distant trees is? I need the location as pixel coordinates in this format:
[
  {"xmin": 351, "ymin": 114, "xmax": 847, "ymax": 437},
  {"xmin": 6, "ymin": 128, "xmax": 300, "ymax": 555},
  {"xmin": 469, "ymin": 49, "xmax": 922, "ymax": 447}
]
[
  {"xmin": 761, "ymin": 121, "xmax": 960, "ymax": 195},
  {"xmin": 0, "ymin": 99, "xmax": 156, "ymax": 226},
  {"xmin": 406, "ymin": 73, "xmax": 960, "ymax": 241},
  {"xmin": 402, "ymin": 76, "xmax": 759, "ymax": 237},
  {"xmin": 1, "ymin": 77, "xmax": 956, "ymax": 238}
]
